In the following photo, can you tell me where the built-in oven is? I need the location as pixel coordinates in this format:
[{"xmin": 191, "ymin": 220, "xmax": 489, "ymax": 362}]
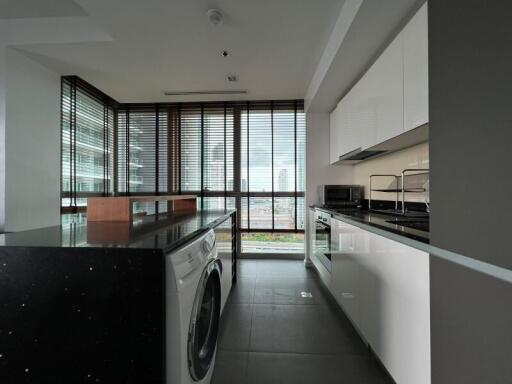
[{"xmin": 314, "ymin": 209, "xmax": 332, "ymax": 272}]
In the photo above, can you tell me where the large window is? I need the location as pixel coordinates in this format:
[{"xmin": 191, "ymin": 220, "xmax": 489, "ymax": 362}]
[
  {"xmin": 240, "ymin": 102, "xmax": 305, "ymax": 232},
  {"xmin": 61, "ymin": 77, "xmax": 305, "ymax": 253},
  {"xmin": 61, "ymin": 77, "xmax": 114, "ymax": 211}
]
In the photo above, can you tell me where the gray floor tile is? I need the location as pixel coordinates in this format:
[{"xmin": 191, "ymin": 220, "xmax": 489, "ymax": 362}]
[
  {"xmin": 218, "ymin": 304, "xmax": 253, "ymax": 351},
  {"xmin": 250, "ymin": 304, "xmax": 367, "ymax": 355},
  {"xmin": 247, "ymin": 352, "xmax": 392, "ymax": 384},
  {"xmin": 211, "ymin": 351, "xmax": 248, "ymax": 384},
  {"xmin": 238, "ymin": 259, "xmax": 307, "ymax": 279},
  {"xmin": 215, "ymin": 260, "xmax": 391, "ymax": 384},
  {"xmin": 226, "ymin": 279, "xmax": 255, "ymax": 304},
  {"xmin": 253, "ymin": 276, "xmax": 336, "ymax": 306}
]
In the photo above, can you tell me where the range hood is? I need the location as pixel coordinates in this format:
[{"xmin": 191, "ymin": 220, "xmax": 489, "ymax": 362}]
[
  {"xmin": 335, "ymin": 123, "xmax": 429, "ymax": 164},
  {"xmin": 338, "ymin": 148, "xmax": 387, "ymax": 163}
]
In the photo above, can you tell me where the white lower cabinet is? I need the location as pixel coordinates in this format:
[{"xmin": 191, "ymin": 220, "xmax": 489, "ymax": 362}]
[{"xmin": 330, "ymin": 218, "xmax": 430, "ymax": 384}]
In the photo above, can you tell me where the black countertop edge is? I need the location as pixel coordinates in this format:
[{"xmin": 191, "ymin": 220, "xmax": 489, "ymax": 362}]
[
  {"xmin": 311, "ymin": 205, "xmax": 429, "ymax": 245},
  {"xmin": 0, "ymin": 209, "xmax": 236, "ymax": 253},
  {"xmin": 161, "ymin": 210, "xmax": 235, "ymax": 254}
]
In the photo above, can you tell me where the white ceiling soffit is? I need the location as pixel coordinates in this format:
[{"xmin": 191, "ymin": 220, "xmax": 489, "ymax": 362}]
[
  {"xmin": 3, "ymin": 17, "xmax": 112, "ymax": 45},
  {"xmin": 306, "ymin": 0, "xmax": 426, "ymax": 113},
  {"xmin": 11, "ymin": 0, "xmax": 345, "ymax": 103},
  {"xmin": 0, "ymin": 0, "xmax": 86, "ymax": 19}
]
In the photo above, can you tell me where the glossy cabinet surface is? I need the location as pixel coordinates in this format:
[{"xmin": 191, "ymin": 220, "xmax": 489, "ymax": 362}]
[
  {"xmin": 328, "ymin": 4, "xmax": 428, "ymax": 164},
  {"xmin": 403, "ymin": 3, "xmax": 428, "ymax": 130},
  {"xmin": 330, "ymin": 219, "xmax": 368, "ymax": 328},
  {"xmin": 329, "ymin": 217, "xmax": 430, "ymax": 384},
  {"xmin": 372, "ymin": 35, "xmax": 404, "ymax": 144},
  {"xmin": 329, "ymin": 102, "xmax": 343, "ymax": 164}
]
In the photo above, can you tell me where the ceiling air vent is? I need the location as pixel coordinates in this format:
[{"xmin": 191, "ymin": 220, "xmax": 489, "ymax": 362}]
[{"xmin": 163, "ymin": 90, "xmax": 247, "ymax": 96}]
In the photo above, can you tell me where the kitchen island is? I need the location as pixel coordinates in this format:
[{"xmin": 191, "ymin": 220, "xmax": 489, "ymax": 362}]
[{"xmin": 0, "ymin": 209, "xmax": 236, "ymax": 383}]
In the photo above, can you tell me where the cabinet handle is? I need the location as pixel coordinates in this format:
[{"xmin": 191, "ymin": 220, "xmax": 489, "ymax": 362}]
[{"xmin": 342, "ymin": 292, "xmax": 354, "ymax": 299}]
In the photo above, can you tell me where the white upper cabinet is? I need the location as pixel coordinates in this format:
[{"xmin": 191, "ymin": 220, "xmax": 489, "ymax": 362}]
[
  {"xmin": 329, "ymin": 100, "xmax": 345, "ymax": 164},
  {"xmin": 329, "ymin": 103, "xmax": 341, "ymax": 164},
  {"xmin": 329, "ymin": 62, "xmax": 376, "ymax": 163},
  {"xmin": 328, "ymin": 4, "xmax": 428, "ymax": 164},
  {"xmin": 370, "ymin": 34, "xmax": 404, "ymax": 143},
  {"xmin": 349, "ymin": 65, "xmax": 376, "ymax": 151},
  {"xmin": 403, "ymin": 3, "xmax": 429, "ymax": 130},
  {"xmin": 329, "ymin": 93, "xmax": 355, "ymax": 162}
]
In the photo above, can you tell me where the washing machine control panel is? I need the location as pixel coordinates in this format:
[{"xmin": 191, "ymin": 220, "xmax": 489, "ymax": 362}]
[{"xmin": 169, "ymin": 230, "xmax": 216, "ymax": 284}]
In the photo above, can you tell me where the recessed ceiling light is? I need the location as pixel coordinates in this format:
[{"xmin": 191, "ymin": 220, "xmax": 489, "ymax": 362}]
[{"xmin": 163, "ymin": 90, "xmax": 247, "ymax": 96}]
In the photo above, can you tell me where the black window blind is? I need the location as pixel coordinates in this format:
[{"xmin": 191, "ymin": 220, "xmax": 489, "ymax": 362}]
[
  {"xmin": 61, "ymin": 76, "xmax": 304, "ymax": 231},
  {"xmin": 61, "ymin": 77, "xmax": 115, "ymax": 212}
]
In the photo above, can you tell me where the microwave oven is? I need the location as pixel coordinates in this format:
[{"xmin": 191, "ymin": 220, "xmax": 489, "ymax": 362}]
[{"xmin": 319, "ymin": 185, "xmax": 363, "ymax": 208}]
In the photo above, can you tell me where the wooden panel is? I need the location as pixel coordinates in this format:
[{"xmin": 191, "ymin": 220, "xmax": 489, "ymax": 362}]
[
  {"xmin": 172, "ymin": 198, "xmax": 197, "ymax": 213},
  {"xmin": 87, "ymin": 197, "xmax": 132, "ymax": 222},
  {"xmin": 87, "ymin": 195, "xmax": 197, "ymax": 222}
]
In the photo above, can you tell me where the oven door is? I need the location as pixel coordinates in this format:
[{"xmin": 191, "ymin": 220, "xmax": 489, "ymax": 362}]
[{"xmin": 315, "ymin": 220, "xmax": 332, "ymax": 272}]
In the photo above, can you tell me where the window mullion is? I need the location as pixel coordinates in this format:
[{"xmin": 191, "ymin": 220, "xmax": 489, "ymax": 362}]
[
  {"xmin": 271, "ymin": 101, "xmax": 274, "ymax": 231},
  {"xmin": 200, "ymin": 103, "xmax": 205, "ymax": 210},
  {"xmin": 294, "ymin": 100, "xmax": 298, "ymax": 232},
  {"xmin": 246, "ymin": 102, "xmax": 250, "ymax": 231}
]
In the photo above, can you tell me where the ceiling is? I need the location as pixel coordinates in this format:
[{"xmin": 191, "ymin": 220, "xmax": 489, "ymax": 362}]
[
  {"xmin": 307, "ymin": 0, "xmax": 425, "ymax": 112},
  {"xmin": 13, "ymin": 0, "xmax": 345, "ymax": 103},
  {"xmin": 0, "ymin": 0, "xmax": 86, "ymax": 19}
]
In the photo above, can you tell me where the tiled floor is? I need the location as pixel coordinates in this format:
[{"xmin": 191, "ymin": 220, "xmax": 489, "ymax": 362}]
[{"xmin": 212, "ymin": 259, "xmax": 393, "ymax": 384}]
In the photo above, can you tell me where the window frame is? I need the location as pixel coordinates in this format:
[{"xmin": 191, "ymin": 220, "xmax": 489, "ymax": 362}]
[{"xmin": 60, "ymin": 77, "xmax": 305, "ymax": 254}]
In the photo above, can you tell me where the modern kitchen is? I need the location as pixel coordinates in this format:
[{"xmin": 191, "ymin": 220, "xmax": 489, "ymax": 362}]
[{"xmin": 0, "ymin": 1, "xmax": 511, "ymax": 384}]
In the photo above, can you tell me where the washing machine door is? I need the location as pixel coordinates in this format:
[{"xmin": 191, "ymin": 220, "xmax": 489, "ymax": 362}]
[{"xmin": 187, "ymin": 260, "xmax": 221, "ymax": 381}]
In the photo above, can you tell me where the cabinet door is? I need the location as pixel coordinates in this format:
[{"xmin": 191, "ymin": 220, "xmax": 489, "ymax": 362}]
[
  {"xmin": 403, "ymin": 3, "xmax": 428, "ymax": 130},
  {"xmin": 329, "ymin": 103, "xmax": 342, "ymax": 164},
  {"xmin": 330, "ymin": 219, "xmax": 369, "ymax": 329},
  {"xmin": 360, "ymin": 231, "xmax": 430, "ymax": 384},
  {"xmin": 348, "ymin": 71, "xmax": 375, "ymax": 151},
  {"xmin": 372, "ymin": 35, "xmax": 404, "ymax": 144}
]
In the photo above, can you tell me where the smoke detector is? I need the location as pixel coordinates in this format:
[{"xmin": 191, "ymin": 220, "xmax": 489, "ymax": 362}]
[
  {"xmin": 227, "ymin": 74, "xmax": 238, "ymax": 82},
  {"xmin": 207, "ymin": 9, "xmax": 223, "ymax": 26}
]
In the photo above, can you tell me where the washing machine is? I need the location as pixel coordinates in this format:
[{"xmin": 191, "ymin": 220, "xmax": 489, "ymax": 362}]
[{"xmin": 165, "ymin": 229, "xmax": 221, "ymax": 384}]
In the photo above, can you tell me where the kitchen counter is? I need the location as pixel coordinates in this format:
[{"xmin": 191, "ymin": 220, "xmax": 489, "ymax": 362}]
[
  {"xmin": 0, "ymin": 209, "xmax": 236, "ymax": 384},
  {"xmin": 0, "ymin": 209, "xmax": 236, "ymax": 253},
  {"xmin": 312, "ymin": 205, "xmax": 429, "ymax": 244}
]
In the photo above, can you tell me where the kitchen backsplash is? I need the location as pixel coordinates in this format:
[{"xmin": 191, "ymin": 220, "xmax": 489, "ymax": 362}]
[{"xmin": 353, "ymin": 142, "xmax": 429, "ymax": 202}]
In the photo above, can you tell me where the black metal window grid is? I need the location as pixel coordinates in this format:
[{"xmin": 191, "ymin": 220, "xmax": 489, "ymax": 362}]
[{"xmin": 61, "ymin": 76, "xmax": 305, "ymax": 232}]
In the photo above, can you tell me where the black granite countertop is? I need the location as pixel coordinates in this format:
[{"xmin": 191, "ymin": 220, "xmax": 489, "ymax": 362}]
[
  {"xmin": 0, "ymin": 209, "xmax": 235, "ymax": 383},
  {"xmin": 312, "ymin": 206, "xmax": 429, "ymax": 244},
  {"xmin": 0, "ymin": 209, "xmax": 236, "ymax": 254}
]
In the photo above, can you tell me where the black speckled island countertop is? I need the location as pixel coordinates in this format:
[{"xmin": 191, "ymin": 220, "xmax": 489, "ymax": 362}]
[{"xmin": 0, "ymin": 209, "xmax": 235, "ymax": 384}]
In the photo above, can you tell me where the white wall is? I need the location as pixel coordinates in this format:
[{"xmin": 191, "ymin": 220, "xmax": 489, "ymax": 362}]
[
  {"xmin": 5, "ymin": 48, "xmax": 60, "ymax": 232},
  {"xmin": 304, "ymin": 112, "xmax": 353, "ymax": 261},
  {"xmin": 353, "ymin": 142, "xmax": 429, "ymax": 201}
]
